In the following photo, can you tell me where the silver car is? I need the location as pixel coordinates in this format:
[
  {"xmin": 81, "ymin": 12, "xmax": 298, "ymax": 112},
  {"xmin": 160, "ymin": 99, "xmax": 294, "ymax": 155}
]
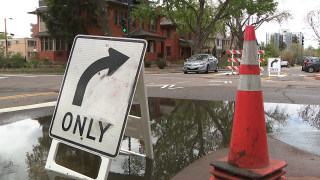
[{"xmin": 183, "ymin": 54, "xmax": 219, "ymax": 74}]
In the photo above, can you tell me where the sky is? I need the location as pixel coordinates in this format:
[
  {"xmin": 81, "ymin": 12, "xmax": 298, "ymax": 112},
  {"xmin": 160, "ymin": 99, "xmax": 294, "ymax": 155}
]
[{"xmin": 0, "ymin": 0, "xmax": 319, "ymax": 48}]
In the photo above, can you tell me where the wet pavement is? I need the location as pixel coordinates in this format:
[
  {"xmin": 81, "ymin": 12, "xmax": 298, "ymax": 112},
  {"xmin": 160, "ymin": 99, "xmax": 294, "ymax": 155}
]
[{"xmin": 0, "ymin": 98, "xmax": 319, "ymax": 179}]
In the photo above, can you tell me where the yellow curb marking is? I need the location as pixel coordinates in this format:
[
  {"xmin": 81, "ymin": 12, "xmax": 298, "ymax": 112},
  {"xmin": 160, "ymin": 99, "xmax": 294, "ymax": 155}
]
[{"xmin": 0, "ymin": 92, "xmax": 58, "ymax": 100}]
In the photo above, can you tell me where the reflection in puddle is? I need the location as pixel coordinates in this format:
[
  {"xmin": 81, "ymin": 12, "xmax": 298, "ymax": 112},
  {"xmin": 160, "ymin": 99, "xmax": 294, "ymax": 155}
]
[{"xmin": 0, "ymin": 98, "xmax": 319, "ymax": 179}]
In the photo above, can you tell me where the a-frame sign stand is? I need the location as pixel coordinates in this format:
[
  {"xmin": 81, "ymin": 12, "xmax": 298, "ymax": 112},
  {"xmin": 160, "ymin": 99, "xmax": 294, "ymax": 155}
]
[{"xmin": 45, "ymin": 35, "xmax": 153, "ymax": 180}]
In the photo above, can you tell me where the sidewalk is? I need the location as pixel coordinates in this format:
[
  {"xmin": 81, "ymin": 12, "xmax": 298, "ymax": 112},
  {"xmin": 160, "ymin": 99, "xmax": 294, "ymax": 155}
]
[{"xmin": 170, "ymin": 135, "xmax": 320, "ymax": 180}]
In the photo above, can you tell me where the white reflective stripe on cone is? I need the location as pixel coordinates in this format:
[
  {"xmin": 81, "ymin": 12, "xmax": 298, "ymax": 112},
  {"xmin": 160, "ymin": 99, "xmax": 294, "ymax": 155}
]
[
  {"xmin": 242, "ymin": 41, "xmax": 259, "ymax": 65},
  {"xmin": 238, "ymin": 75, "xmax": 262, "ymax": 91}
]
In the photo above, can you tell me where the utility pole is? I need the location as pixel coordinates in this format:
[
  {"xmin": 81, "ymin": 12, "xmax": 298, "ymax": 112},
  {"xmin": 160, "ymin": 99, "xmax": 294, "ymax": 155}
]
[
  {"xmin": 4, "ymin": 18, "xmax": 8, "ymax": 57},
  {"xmin": 128, "ymin": 0, "xmax": 131, "ymax": 38}
]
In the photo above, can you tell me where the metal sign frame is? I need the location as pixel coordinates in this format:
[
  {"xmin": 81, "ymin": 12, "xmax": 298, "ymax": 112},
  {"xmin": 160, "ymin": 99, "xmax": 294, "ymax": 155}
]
[{"xmin": 45, "ymin": 36, "xmax": 153, "ymax": 180}]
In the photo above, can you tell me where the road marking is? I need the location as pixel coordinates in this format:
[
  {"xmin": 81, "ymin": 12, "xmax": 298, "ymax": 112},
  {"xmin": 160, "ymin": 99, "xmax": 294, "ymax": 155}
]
[
  {"xmin": 206, "ymin": 80, "xmax": 232, "ymax": 83},
  {"xmin": 0, "ymin": 77, "xmax": 8, "ymax": 79},
  {"xmin": 0, "ymin": 101, "xmax": 56, "ymax": 113},
  {"xmin": 160, "ymin": 85, "xmax": 183, "ymax": 89},
  {"xmin": 146, "ymin": 83, "xmax": 183, "ymax": 89},
  {"xmin": 0, "ymin": 92, "xmax": 58, "ymax": 100},
  {"xmin": 177, "ymin": 81, "xmax": 190, "ymax": 83}
]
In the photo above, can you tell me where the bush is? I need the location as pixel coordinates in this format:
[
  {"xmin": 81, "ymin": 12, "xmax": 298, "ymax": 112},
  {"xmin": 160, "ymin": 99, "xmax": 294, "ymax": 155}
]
[
  {"xmin": 42, "ymin": 57, "xmax": 53, "ymax": 67},
  {"xmin": 144, "ymin": 61, "xmax": 151, "ymax": 67},
  {"xmin": 31, "ymin": 60, "xmax": 40, "ymax": 68},
  {"xmin": 59, "ymin": 63, "xmax": 67, "ymax": 69},
  {"xmin": 157, "ymin": 60, "xmax": 167, "ymax": 69}
]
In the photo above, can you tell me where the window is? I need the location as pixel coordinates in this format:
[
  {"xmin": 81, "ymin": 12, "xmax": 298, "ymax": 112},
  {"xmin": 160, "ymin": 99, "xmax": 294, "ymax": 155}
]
[
  {"xmin": 28, "ymin": 52, "xmax": 37, "ymax": 57},
  {"xmin": 49, "ymin": 38, "xmax": 53, "ymax": 50},
  {"xmin": 28, "ymin": 40, "xmax": 37, "ymax": 47},
  {"xmin": 148, "ymin": 19, "xmax": 157, "ymax": 31},
  {"xmin": 41, "ymin": 38, "xmax": 45, "ymax": 51},
  {"xmin": 166, "ymin": 29, "xmax": 171, "ymax": 38},
  {"xmin": 216, "ymin": 39, "xmax": 220, "ymax": 46},
  {"xmin": 16, "ymin": 41, "xmax": 19, "ymax": 44},
  {"xmin": 7, "ymin": 41, "xmax": 11, "ymax": 47},
  {"xmin": 40, "ymin": 37, "xmax": 54, "ymax": 51},
  {"xmin": 114, "ymin": 11, "xmax": 127, "ymax": 25},
  {"xmin": 56, "ymin": 37, "xmax": 66, "ymax": 51},
  {"xmin": 140, "ymin": 17, "xmax": 144, "ymax": 29},
  {"xmin": 166, "ymin": 46, "xmax": 171, "ymax": 57},
  {"xmin": 188, "ymin": 33, "xmax": 191, "ymax": 40},
  {"xmin": 149, "ymin": 41, "xmax": 154, "ymax": 53}
]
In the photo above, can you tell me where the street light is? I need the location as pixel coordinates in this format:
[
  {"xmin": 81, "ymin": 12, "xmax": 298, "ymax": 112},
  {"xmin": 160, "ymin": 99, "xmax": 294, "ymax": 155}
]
[{"xmin": 4, "ymin": 18, "xmax": 12, "ymax": 57}]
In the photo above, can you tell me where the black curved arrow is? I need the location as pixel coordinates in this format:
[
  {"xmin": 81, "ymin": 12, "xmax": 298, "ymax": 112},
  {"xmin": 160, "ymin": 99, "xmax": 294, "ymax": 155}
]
[
  {"xmin": 72, "ymin": 48, "xmax": 129, "ymax": 106},
  {"xmin": 271, "ymin": 59, "xmax": 279, "ymax": 67}
]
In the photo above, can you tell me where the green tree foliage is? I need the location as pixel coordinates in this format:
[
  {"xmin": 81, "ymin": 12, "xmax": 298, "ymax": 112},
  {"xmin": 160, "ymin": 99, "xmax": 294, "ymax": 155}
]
[
  {"xmin": 265, "ymin": 42, "xmax": 280, "ymax": 58},
  {"xmin": 0, "ymin": 33, "xmax": 12, "ymax": 39},
  {"xmin": 279, "ymin": 41, "xmax": 286, "ymax": 51},
  {"xmin": 292, "ymin": 35, "xmax": 299, "ymax": 44},
  {"xmin": 288, "ymin": 43, "xmax": 303, "ymax": 65},
  {"xmin": 133, "ymin": 0, "xmax": 232, "ymax": 54},
  {"xmin": 37, "ymin": 0, "xmax": 99, "ymax": 45},
  {"xmin": 304, "ymin": 46, "xmax": 317, "ymax": 57},
  {"xmin": 227, "ymin": 0, "xmax": 291, "ymax": 49}
]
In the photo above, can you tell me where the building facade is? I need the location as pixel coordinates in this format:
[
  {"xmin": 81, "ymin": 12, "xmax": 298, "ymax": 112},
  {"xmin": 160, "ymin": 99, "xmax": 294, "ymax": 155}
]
[
  {"xmin": 29, "ymin": 0, "xmax": 211, "ymax": 63},
  {"xmin": 0, "ymin": 38, "xmax": 37, "ymax": 61},
  {"xmin": 266, "ymin": 29, "xmax": 304, "ymax": 48}
]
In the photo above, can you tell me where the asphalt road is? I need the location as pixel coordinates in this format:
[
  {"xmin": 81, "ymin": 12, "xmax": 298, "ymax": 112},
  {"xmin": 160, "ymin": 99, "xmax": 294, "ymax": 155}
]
[
  {"xmin": 145, "ymin": 66, "xmax": 320, "ymax": 105},
  {"xmin": 0, "ymin": 66, "xmax": 319, "ymax": 110}
]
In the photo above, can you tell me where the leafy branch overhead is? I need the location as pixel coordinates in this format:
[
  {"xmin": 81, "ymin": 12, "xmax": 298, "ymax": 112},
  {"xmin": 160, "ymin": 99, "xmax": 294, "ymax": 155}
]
[
  {"xmin": 226, "ymin": 0, "xmax": 292, "ymax": 49},
  {"xmin": 37, "ymin": 0, "xmax": 100, "ymax": 45},
  {"xmin": 133, "ymin": 0, "xmax": 231, "ymax": 54}
]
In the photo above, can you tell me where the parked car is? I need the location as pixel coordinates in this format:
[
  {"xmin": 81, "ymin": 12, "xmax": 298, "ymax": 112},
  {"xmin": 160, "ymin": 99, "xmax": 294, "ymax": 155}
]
[
  {"xmin": 183, "ymin": 54, "xmax": 218, "ymax": 74},
  {"xmin": 281, "ymin": 61, "xmax": 289, "ymax": 68},
  {"xmin": 302, "ymin": 57, "xmax": 318, "ymax": 71},
  {"xmin": 303, "ymin": 57, "xmax": 320, "ymax": 73}
]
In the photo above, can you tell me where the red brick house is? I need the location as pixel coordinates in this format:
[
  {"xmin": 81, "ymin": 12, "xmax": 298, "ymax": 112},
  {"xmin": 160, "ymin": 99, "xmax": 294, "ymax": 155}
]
[{"xmin": 29, "ymin": 0, "xmax": 207, "ymax": 63}]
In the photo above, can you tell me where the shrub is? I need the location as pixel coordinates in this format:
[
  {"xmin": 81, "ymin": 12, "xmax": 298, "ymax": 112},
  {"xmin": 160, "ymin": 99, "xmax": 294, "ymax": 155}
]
[
  {"xmin": 157, "ymin": 60, "xmax": 167, "ymax": 69},
  {"xmin": 42, "ymin": 57, "xmax": 53, "ymax": 67},
  {"xmin": 59, "ymin": 63, "xmax": 67, "ymax": 69},
  {"xmin": 144, "ymin": 61, "xmax": 151, "ymax": 67},
  {"xmin": 31, "ymin": 60, "xmax": 40, "ymax": 68}
]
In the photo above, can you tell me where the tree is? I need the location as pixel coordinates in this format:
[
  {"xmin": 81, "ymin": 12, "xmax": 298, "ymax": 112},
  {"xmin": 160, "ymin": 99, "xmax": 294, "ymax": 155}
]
[
  {"xmin": 265, "ymin": 42, "xmax": 279, "ymax": 58},
  {"xmin": 292, "ymin": 35, "xmax": 299, "ymax": 44},
  {"xmin": 304, "ymin": 46, "xmax": 317, "ymax": 57},
  {"xmin": 133, "ymin": 0, "xmax": 233, "ymax": 54},
  {"xmin": 305, "ymin": 7, "xmax": 320, "ymax": 42},
  {"xmin": 0, "ymin": 33, "xmax": 12, "ymax": 39},
  {"xmin": 226, "ymin": 1, "xmax": 291, "ymax": 50},
  {"xmin": 37, "ymin": 0, "xmax": 102, "ymax": 45},
  {"xmin": 287, "ymin": 43, "xmax": 303, "ymax": 65},
  {"xmin": 279, "ymin": 41, "xmax": 286, "ymax": 51},
  {"xmin": 95, "ymin": 0, "xmax": 112, "ymax": 36},
  {"xmin": 280, "ymin": 48, "xmax": 293, "ymax": 64}
]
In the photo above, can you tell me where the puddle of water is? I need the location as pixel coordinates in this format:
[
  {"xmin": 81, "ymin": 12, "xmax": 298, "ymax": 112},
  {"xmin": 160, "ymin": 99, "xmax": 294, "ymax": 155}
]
[{"xmin": 0, "ymin": 98, "xmax": 319, "ymax": 180}]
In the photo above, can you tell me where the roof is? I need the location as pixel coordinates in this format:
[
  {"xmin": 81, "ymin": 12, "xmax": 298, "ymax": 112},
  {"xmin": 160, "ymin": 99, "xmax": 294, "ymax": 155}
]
[
  {"xmin": 179, "ymin": 39, "xmax": 210, "ymax": 49},
  {"xmin": 35, "ymin": 32, "xmax": 50, "ymax": 38},
  {"xmin": 127, "ymin": 28, "xmax": 166, "ymax": 40},
  {"xmin": 160, "ymin": 17, "xmax": 172, "ymax": 26}
]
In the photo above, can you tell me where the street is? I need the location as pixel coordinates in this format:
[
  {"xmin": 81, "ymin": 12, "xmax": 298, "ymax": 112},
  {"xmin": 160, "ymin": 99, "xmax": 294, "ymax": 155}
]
[
  {"xmin": 0, "ymin": 66, "xmax": 319, "ymax": 111},
  {"xmin": 0, "ymin": 66, "xmax": 320, "ymax": 179}
]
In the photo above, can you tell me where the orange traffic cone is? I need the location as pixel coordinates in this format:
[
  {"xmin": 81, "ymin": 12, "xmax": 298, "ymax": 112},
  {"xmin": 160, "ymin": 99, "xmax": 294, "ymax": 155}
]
[{"xmin": 209, "ymin": 26, "xmax": 287, "ymax": 180}]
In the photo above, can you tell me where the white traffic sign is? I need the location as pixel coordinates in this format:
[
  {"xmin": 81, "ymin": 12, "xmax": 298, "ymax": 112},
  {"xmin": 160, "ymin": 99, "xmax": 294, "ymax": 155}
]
[
  {"xmin": 49, "ymin": 35, "xmax": 147, "ymax": 159},
  {"xmin": 268, "ymin": 58, "xmax": 281, "ymax": 72},
  {"xmin": 268, "ymin": 57, "xmax": 281, "ymax": 77}
]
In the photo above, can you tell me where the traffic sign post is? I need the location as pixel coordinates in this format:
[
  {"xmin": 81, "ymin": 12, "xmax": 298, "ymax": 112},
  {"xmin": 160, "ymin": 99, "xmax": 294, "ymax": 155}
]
[
  {"xmin": 268, "ymin": 57, "xmax": 281, "ymax": 77},
  {"xmin": 45, "ymin": 35, "xmax": 153, "ymax": 180}
]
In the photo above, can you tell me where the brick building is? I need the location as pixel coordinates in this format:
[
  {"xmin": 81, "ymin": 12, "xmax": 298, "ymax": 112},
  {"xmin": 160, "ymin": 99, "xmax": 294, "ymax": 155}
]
[{"xmin": 29, "ymin": 0, "xmax": 210, "ymax": 63}]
